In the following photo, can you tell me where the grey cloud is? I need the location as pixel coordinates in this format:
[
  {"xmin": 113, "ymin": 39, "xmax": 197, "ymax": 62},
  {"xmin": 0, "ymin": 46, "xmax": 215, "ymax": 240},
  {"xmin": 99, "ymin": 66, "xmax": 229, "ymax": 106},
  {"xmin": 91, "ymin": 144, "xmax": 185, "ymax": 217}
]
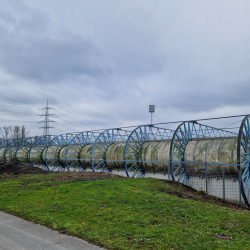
[
  {"xmin": 0, "ymin": 0, "xmax": 110, "ymax": 82},
  {"xmin": 1, "ymin": 0, "xmax": 250, "ymax": 136}
]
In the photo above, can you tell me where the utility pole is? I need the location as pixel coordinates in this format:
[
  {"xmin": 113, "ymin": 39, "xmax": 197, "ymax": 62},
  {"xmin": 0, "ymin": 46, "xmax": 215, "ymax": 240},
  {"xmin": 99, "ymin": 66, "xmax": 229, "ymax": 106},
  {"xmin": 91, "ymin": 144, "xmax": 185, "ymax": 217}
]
[
  {"xmin": 38, "ymin": 101, "xmax": 56, "ymax": 135},
  {"xmin": 149, "ymin": 105, "xmax": 155, "ymax": 124}
]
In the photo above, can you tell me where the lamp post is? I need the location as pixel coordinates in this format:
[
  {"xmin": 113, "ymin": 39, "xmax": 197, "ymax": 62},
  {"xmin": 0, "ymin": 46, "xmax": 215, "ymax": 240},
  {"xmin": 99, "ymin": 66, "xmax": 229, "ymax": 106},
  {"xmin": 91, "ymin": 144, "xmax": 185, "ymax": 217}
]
[{"xmin": 149, "ymin": 105, "xmax": 155, "ymax": 124}]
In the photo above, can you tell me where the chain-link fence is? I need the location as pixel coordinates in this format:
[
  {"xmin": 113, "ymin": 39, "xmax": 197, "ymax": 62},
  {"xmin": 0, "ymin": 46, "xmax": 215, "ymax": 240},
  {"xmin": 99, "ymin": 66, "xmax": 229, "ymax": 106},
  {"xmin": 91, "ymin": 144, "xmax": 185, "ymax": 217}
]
[
  {"xmin": 142, "ymin": 160, "xmax": 245, "ymax": 207},
  {"xmin": 184, "ymin": 162, "xmax": 244, "ymax": 207}
]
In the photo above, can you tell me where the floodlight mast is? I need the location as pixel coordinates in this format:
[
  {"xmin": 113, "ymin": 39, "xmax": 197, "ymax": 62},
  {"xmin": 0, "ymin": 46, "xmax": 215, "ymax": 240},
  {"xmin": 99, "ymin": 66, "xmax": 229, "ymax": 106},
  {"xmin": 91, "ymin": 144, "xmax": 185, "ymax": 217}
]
[{"xmin": 149, "ymin": 105, "xmax": 155, "ymax": 124}]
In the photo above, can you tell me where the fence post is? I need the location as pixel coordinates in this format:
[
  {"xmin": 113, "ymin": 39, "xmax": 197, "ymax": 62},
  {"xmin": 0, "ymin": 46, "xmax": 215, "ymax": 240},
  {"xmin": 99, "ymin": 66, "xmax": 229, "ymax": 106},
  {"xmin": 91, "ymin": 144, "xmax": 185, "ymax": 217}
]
[
  {"xmin": 223, "ymin": 169, "xmax": 225, "ymax": 203},
  {"xmin": 238, "ymin": 164, "xmax": 242, "ymax": 207},
  {"xmin": 239, "ymin": 176, "xmax": 242, "ymax": 207},
  {"xmin": 205, "ymin": 162, "xmax": 208, "ymax": 194},
  {"xmin": 168, "ymin": 161, "xmax": 170, "ymax": 180}
]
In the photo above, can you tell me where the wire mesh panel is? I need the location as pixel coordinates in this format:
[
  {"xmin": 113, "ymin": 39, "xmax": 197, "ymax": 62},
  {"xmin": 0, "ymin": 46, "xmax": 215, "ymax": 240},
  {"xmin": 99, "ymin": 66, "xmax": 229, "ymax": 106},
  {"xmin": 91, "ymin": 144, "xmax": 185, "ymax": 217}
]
[{"xmin": 186, "ymin": 162, "xmax": 242, "ymax": 205}]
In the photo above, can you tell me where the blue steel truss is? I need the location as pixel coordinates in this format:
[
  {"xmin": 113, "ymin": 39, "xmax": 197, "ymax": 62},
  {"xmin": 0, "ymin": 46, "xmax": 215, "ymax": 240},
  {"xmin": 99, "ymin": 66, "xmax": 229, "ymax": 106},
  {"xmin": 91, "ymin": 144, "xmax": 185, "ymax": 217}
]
[
  {"xmin": 28, "ymin": 135, "xmax": 55, "ymax": 170},
  {"xmin": 124, "ymin": 125, "xmax": 174, "ymax": 178},
  {"xmin": 66, "ymin": 131, "xmax": 99, "ymax": 171},
  {"xmin": 237, "ymin": 115, "xmax": 250, "ymax": 207},
  {"xmin": 0, "ymin": 139, "xmax": 12, "ymax": 149},
  {"xmin": 169, "ymin": 121, "xmax": 237, "ymax": 185},
  {"xmin": 45, "ymin": 133, "xmax": 78, "ymax": 171},
  {"xmin": 91, "ymin": 129, "xmax": 131, "ymax": 173},
  {"xmin": 4, "ymin": 138, "xmax": 24, "ymax": 162},
  {"xmin": 0, "ymin": 139, "xmax": 12, "ymax": 162},
  {"xmin": 15, "ymin": 137, "xmax": 37, "ymax": 163}
]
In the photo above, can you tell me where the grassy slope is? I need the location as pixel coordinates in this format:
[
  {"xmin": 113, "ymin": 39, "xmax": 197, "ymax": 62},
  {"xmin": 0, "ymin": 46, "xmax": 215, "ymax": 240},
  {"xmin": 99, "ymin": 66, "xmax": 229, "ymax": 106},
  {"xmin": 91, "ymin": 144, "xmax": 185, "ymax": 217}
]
[{"xmin": 0, "ymin": 174, "xmax": 249, "ymax": 250}]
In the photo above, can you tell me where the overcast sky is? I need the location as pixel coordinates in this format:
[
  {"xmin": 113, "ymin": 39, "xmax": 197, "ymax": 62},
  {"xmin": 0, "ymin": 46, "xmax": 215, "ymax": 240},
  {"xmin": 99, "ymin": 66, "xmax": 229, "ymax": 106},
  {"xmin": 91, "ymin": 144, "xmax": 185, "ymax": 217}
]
[{"xmin": 0, "ymin": 0, "xmax": 249, "ymax": 136}]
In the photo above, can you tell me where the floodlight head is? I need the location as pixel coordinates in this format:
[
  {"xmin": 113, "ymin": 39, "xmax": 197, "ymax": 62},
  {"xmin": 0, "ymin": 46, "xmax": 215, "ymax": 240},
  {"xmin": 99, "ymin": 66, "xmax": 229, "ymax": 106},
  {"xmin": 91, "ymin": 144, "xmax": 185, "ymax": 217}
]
[{"xmin": 149, "ymin": 105, "xmax": 155, "ymax": 113}]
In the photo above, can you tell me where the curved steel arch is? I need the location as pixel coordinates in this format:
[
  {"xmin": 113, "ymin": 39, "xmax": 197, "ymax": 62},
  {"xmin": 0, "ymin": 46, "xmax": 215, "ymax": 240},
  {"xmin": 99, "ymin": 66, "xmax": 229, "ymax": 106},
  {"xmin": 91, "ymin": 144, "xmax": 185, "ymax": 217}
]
[
  {"xmin": 45, "ymin": 133, "xmax": 78, "ymax": 171},
  {"xmin": 237, "ymin": 115, "xmax": 250, "ymax": 207},
  {"xmin": 91, "ymin": 128, "xmax": 130, "ymax": 173},
  {"xmin": 15, "ymin": 137, "xmax": 37, "ymax": 163},
  {"xmin": 4, "ymin": 138, "xmax": 24, "ymax": 162},
  {"xmin": 28, "ymin": 135, "xmax": 55, "ymax": 170},
  {"xmin": 169, "ymin": 121, "xmax": 237, "ymax": 185},
  {"xmin": 0, "ymin": 139, "xmax": 12, "ymax": 162},
  {"xmin": 124, "ymin": 125, "xmax": 174, "ymax": 178},
  {"xmin": 65, "ymin": 131, "xmax": 99, "ymax": 171}
]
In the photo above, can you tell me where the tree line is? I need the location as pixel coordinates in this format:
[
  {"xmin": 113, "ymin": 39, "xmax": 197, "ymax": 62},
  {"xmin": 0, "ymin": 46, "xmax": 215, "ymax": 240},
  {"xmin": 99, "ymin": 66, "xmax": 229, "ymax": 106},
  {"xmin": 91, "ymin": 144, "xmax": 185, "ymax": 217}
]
[{"xmin": 0, "ymin": 125, "xmax": 29, "ymax": 141}]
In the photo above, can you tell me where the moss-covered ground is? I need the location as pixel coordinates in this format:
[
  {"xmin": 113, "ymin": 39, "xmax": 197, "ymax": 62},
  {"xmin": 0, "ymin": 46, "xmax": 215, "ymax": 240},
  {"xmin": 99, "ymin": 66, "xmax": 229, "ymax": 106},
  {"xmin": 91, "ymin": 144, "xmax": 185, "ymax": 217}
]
[{"xmin": 0, "ymin": 173, "xmax": 249, "ymax": 249}]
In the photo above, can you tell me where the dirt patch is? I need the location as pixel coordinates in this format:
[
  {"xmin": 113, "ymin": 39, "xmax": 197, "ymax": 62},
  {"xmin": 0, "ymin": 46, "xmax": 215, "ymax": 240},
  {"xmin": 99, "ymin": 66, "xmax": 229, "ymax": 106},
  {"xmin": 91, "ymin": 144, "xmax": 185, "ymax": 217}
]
[
  {"xmin": 214, "ymin": 233, "xmax": 233, "ymax": 241},
  {"xmin": 0, "ymin": 162, "xmax": 125, "ymax": 182},
  {"xmin": 43, "ymin": 172, "xmax": 126, "ymax": 182},
  {"xmin": 0, "ymin": 162, "xmax": 50, "ymax": 176},
  {"xmin": 225, "ymin": 222, "xmax": 235, "ymax": 227},
  {"xmin": 160, "ymin": 180, "xmax": 248, "ymax": 211},
  {"xmin": 126, "ymin": 234, "xmax": 134, "ymax": 240}
]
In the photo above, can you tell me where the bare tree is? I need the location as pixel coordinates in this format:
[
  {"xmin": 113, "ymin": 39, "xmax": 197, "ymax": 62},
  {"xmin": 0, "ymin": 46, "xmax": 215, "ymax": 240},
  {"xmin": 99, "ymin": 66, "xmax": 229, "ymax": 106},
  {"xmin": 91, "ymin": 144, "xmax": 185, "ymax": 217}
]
[
  {"xmin": 21, "ymin": 125, "xmax": 28, "ymax": 139},
  {"xmin": 0, "ymin": 125, "xmax": 29, "ymax": 140},
  {"xmin": 12, "ymin": 126, "xmax": 21, "ymax": 139},
  {"xmin": 0, "ymin": 126, "xmax": 11, "ymax": 140}
]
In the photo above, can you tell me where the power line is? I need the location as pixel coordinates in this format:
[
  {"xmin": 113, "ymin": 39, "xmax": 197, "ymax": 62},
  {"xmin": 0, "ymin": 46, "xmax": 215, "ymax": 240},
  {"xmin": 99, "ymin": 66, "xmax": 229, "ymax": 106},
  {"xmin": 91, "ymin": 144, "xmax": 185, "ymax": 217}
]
[
  {"xmin": 0, "ymin": 100, "xmax": 248, "ymax": 135},
  {"xmin": 220, "ymin": 119, "xmax": 243, "ymax": 129},
  {"xmin": 56, "ymin": 121, "xmax": 78, "ymax": 132},
  {"xmin": 55, "ymin": 115, "xmax": 85, "ymax": 130},
  {"xmin": 71, "ymin": 113, "xmax": 250, "ymax": 133},
  {"xmin": 54, "ymin": 111, "xmax": 250, "ymax": 134},
  {"xmin": 54, "ymin": 109, "xmax": 88, "ymax": 128},
  {"xmin": 220, "ymin": 127, "xmax": 239, "ymax": 130},
  {"xmin": 0, "ymin": 111, "xmax": 39, "ymax": 116},
  {"xmin": 0, "ymin": 101, "xmax": 42, "ymax": 110},
  {"xmin": 0, "ymin": 119, "xmax": 37, "ymax": 123}
]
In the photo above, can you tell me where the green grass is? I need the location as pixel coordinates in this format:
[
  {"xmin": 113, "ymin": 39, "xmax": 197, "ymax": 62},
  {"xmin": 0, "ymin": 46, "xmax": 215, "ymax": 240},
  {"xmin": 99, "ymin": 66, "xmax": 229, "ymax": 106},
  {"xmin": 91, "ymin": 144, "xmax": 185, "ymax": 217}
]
[{"xmin": 0, "ymin": 174, "xmax": 249, "ymax": 249}]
